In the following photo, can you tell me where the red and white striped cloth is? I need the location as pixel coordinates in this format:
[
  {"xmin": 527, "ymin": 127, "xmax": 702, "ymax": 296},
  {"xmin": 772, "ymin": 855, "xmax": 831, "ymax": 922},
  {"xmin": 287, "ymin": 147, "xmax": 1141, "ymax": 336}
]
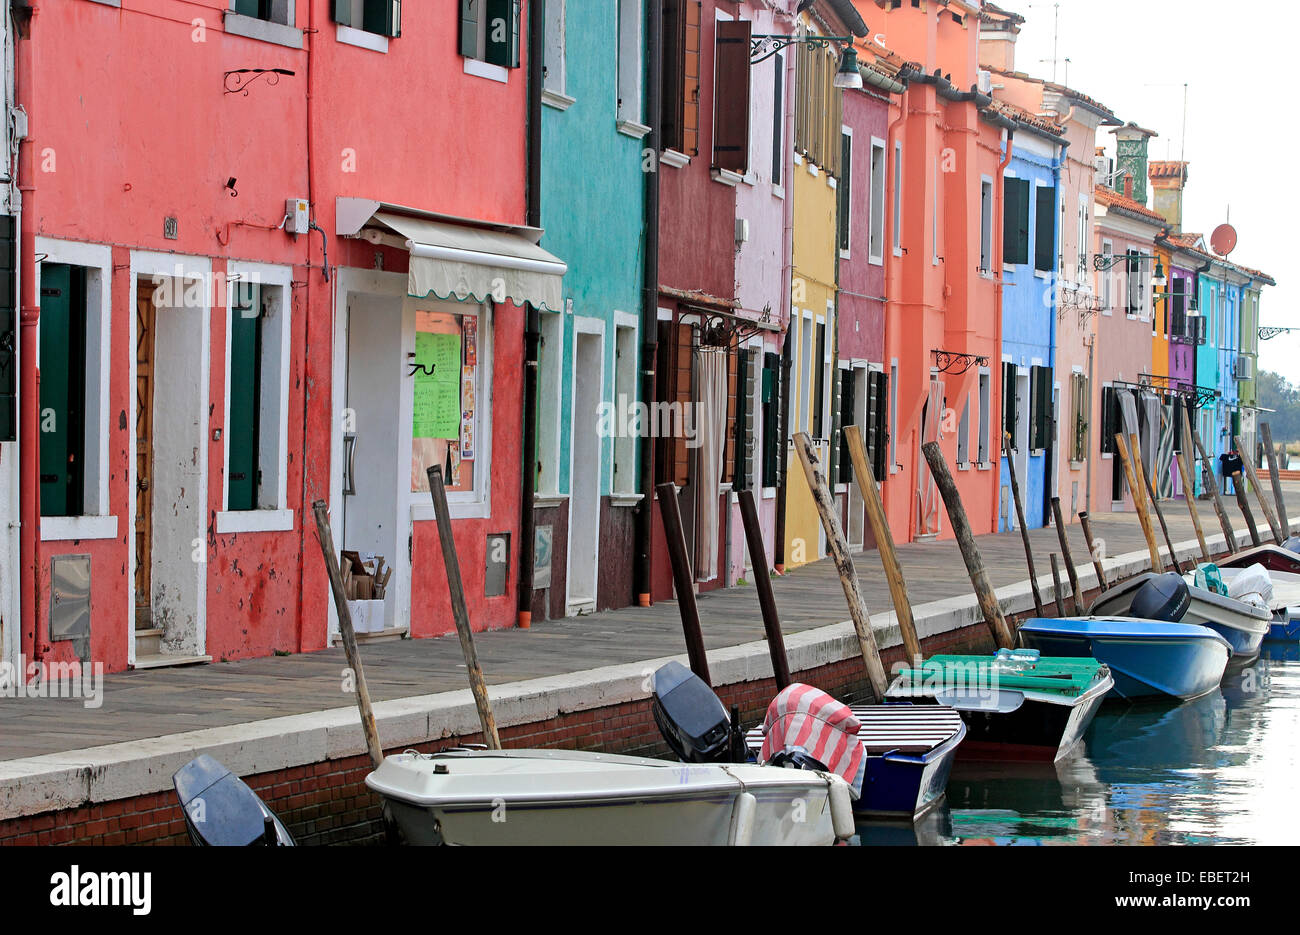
[{"xmin": 759, "ymin": 683, "xmax": 866, "ymax": 798}]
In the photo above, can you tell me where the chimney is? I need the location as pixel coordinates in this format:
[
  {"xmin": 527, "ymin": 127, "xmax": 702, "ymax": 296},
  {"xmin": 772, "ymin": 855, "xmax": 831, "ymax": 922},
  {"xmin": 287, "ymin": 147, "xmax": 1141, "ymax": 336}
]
[
  {"xmin": 1149, "ymin": 160, "xmax": 1190, "ymax": 232},
  {"xmin": 1110, "ymin": 122, "xmax": 1158, "ymax": 205},
  {"xmin": 1123, "ymin": 174, "xmax": 1133, "ymax": 200},
  {"xmin": 977, "ymin": 4, "xmax": 1022, "ymax": 73}
]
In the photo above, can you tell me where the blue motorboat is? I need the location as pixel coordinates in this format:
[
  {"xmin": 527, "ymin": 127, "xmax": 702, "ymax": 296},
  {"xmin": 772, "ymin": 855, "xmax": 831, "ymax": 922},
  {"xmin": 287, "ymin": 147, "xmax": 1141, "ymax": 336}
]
[
  {"xmin": 1089, "ymin": 572, "xmax": 1270, "ymax": 666},
  {"xmin": 1018, "ymin": 617, "xmax": 1230, "ymax": 701}
]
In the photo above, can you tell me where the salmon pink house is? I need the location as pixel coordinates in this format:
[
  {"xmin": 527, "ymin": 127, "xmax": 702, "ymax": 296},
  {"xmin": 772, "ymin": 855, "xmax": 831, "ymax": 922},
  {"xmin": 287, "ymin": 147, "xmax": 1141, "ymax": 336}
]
[{"xmin": 10, "ymin": 1, "xmax": 555, "ymax": 675}]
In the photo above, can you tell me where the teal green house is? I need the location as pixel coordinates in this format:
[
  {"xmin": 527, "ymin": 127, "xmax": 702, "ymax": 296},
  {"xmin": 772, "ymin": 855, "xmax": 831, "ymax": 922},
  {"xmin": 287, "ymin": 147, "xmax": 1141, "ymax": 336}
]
[{"xmin": 533, "ymin": 0, "xmax": 649, "ymax": 619}]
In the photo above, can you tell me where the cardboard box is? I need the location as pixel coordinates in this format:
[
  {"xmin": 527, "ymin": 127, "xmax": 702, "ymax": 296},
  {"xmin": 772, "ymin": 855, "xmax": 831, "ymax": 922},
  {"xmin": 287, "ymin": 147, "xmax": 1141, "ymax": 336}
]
[{"xmin": 346, "ymin": 599, "xmax": 385, "ymax": 634}]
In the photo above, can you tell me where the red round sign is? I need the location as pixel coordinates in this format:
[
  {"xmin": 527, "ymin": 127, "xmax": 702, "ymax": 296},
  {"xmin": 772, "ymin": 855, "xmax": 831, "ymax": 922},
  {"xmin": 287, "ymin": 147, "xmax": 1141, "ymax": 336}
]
[{"xmin": 1211, "ymin": 223, "xmax": 1237, "ymax": 257}]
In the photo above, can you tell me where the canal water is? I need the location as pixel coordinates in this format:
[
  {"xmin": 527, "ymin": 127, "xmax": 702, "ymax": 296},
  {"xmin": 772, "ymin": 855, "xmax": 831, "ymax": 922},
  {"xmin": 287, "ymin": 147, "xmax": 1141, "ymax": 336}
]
[{"xmin": 858, "ymin": 643, "xmax": 1300, "ymax": 846}]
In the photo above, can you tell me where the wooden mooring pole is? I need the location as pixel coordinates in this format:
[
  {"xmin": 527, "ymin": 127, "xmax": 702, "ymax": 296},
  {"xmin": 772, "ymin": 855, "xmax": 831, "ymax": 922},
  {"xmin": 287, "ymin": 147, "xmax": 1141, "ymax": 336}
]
[
  {"xmin": 920, "ymin": 440, "xmax": 1016, "ymax": 650},
  {"xmin": 1115, "ymin": 433, "xmax": 1165, "ymax": 573},
  {"xmin": 427, "ymin": 466, "xmax": 502, "ymax": 749},
  {"xmin": 792, "ymin": 433, "xmax": 888, "ymax": 702},
  {"xmin": 1235, "ymin": 434, "xmax": 1284, "ymax": 544},
  {"xmin": 1174, "ymin": 449, "xmax": 1212, "ymax": 564},
  {"xmin": 1049, "ymin": 554, "xmax": 1068, "ymax": 617},
  {"xmin": 1077, "ymin": 511, "xmax": 1108, "ymax": 591},
  {"xmin": 1231, "ymin": 471, "xmax": 1262, "ymax": 547},
  {"xmin": 1142, "ymin": 469, "xmax": 1184, "ymax": 575},
  {"xmin": 1260, "ymin": 422, "xmax": 1291, "ymax": 538},
  {"xmin": 1003, "ymin": 432, "xmax": 1045, "ymax": 617},
  {"xmin": 737, "ymin": 488, "xmax": 791, "ymax": 692},
  {"xmin": 1186, "ymin": 398, "xmax": 1237, "ymax": 552},
  {"xmin": 655, "ymin": 482, "xmax": 712, "ymax": 686},
  {"xmin": 844, "ymin": 425, "xmax": 922, "ymax": 665},
  {"xmin": 1049, "ymin": 497, "xmax": 1084, "ymax": 614}
]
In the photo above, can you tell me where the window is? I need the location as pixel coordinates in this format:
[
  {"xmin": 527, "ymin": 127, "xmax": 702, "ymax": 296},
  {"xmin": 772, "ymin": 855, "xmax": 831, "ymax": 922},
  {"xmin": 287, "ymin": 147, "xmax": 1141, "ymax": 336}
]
[
  {"xmin": 1070, "ymin": 372, "xmax": 1088, "ymax": 462},
  {"xmin": 662, "ymin": 0, "xmax": 702, "ymax": 155},
  {"xmin": 1076, "ymin": 197, "xmax": 1089, "ymax": 281},
  {"xmin": 617, "ymin": 0, "xmax": 644, "ymax": 127},
  {"xmin": 332, "ymin": 0, "xmax": 401, "ymax": 37},
  {"xmin": 793, "ymin": 31, "xmax": 841, "ymax": 173},
  {"xmin": 410, "ymin": 304, "xmax": 489, "ymax": 499},
  {"xmin": 866, "ymin": 369, "xmax": 889, "ymax": 482},
  {"xmin": 542, "ymin": 0, "xmax": 565, "ymax": 94},
  {"xmin": 932, "ymin": 158, "xmax": 940, "ymax": 264},
  {"xmin": 838, "ymin": 130, "xmax": 852, "ymax": 255},
  {"xmin": 836, "ymin": 368, "xmax": 855, "ymax": 484},
  {"xmin": 892, "ymin": 142, "xmax": 903, "ymax": 254},
  {"xmin": 459, "ymin": 0, "xmax": 521, "ymax": 68},
  {"xmin": 798, "ymin": 315, "xmax": 813, "ymax": 433},
  {"xmin": 761, "ymin": 347, "xmax": 785, "ymax": 488},
  {"xmin": 869, "ymin": 140, "xmax": 886, "ymax": 263},
  {"xmin": 1002, "ymin": 362, "xmax": 1017, "ymax": 450},
  {"xmin": 712, "ymin": 18, "xmax": 752, "ymax": 173},
  {"xmin": 1034, "ymin": 185, "xmax": 1056, "ymax": 273},
  {"xmin": 812, "ymin": 319, "xmax": 827, "ymax": 439},
  {"xmin": 1003, "ymin": 177, "xmax": 1029, "ymax": 265},
  {"xmin": 956, "ymin": 395, "xmax": 971, "ymax": 466},
  {"xmin": 39, "ymin": 264, "xmax": 89, "ymax": 518},
  {"xmin": 1170, "ymin": 277, "xmax": 1186, "ymax": 338},
  {"xmin": 536, "ymin": 312, "xmax": 564, "ymax": 494},
  {"xmin": 233, "ymin": 0, "xmax": 288, "ymax": 23},
  {"xmin": 977, "ymin": 368, "xmax": 990, "ymax": 464},
  {"xmin": 1125, "ymin": 248, "xmax": 1143, "ymax": 318},
  {"xmin": 771, "ymin": 54, "xmax": 784, "ymax": 187},
  {"xmin": 228, "ymin": 0, "xmax": 301, "ymax": 46},
  {"xmin": 888, "ymin": 360, "xmax": 898, "ymax": 468},
  {"xmin": 1100, "ymin": 239, "xmax": 1113, "ymax": 313},
  {"xmin": 734, "ymin": 347, "xmax": 761, "ymax": 490},
  {"xmin": 1030, "ymin": 365, "xmax": 1052, "ymax": 451},
  {"xmin": 1100, "ymin": 385, "xmax": 1119, "ymax": 455},
  {"xmin": 979, "ymin": 177, "xmax": 993, "ymax": 273},
  {"xmin": 0, "ymin": 217, "xmax": 13, "ymax": 443},
  {"xmin": 613, "ymin": 322, "xmax": 638, "ymax": 494},
  {"xmin": 223, "ymin": 271, "xmax": 291, "ymax": 522}
]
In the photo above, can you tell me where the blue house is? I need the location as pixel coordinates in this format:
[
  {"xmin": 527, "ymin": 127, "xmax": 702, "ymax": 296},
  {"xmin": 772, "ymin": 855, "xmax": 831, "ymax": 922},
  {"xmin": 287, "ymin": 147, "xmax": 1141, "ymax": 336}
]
[{"xmin": 996, "ymin": 114, "xmax": 1066, "ymax": 531}]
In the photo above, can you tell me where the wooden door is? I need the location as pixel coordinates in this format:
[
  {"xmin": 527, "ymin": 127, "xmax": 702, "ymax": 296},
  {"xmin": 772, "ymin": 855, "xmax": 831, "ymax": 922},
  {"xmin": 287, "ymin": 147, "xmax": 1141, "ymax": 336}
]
[{"xmin": 135, "ymin": 282, "xmax": 156, "ymax": 629}]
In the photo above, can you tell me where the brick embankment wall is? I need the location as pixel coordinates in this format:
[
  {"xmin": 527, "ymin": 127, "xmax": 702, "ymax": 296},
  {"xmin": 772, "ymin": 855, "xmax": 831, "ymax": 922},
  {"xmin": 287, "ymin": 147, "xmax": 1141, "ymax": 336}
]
[{"xmin": 0, "ymin": 614, "xmax": 1015, "ymax": 846}]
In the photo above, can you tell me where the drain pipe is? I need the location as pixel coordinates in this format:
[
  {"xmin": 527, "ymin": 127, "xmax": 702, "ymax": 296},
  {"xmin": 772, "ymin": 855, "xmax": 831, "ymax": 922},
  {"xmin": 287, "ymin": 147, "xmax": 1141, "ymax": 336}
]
[
  {"xmin": 994, "ymin": 126, "xmax": 1014, "ymax": 532},
  {"xmin": 517, "ymin": 0, "xmax": 545, "ymax": 627},
  {"xmin": 14, "ymin": 4, "xmax": 41, "ymax": 668},
  {"xmin": 636, "ymin": 0, "xmax": 663, "ymax": 607}
]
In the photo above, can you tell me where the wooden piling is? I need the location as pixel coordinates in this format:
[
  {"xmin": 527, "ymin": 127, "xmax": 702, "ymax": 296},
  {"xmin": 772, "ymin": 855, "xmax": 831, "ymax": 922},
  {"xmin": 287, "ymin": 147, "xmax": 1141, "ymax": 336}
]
[
  {"xmin": 844, "ymin": 425, "xmax": 921, "ymax": 665},
  {"xmin": 1049, "ymin": 497, "xmax": 1084, "ymax": 614},
  {"xmin": 1142, "ymin": 468, "xmax": 1184, "ymax": 575},
  {"xmin": 1235, "ymin": 434, "xmax": 1284, "ymax": 544},
  {"xmin": 1260, "ymin": 422, "xmax": 1291, "ymax": 538},
  {"xmin": 1077, "ymin": 511, "xmax": 1108, "ymax": 591},
  {"xmin": 1049, "ymin": 554, "xmax": 1067, "ymax": 617},
  {"xmin": 1003, "ymin": 431, "xmax": 1045, "ymax": 617},
  {"xmin": 1185, "ymin": 398, "xmax": 1237, "ymax": 551},
  {"xmin": 426, "ymin": 467, "xmax": 502, "ymax": 749},
  {"xmin": 655, "ymin": 482, "xmax": 712, "ymax": 686},
  {"xmin": 1174, "ymin": 449, "xmax": 1212, "ymax": 564},
  {"xmin": 792, "ymin": 433, "xmax": 889, "ymax": 702},
  {"xmin": 1231, "ymin": 471, "xmax": 1262, "ymax": 547},
  {"xmin": 737, "ymin": 488, "xmax": 791, "ymax": 692},
  {"xmin": 920, "ymin": 440, "xmax": 1016, "ymax": 650},
  {"xmin": 1115, "ymin": 433, "xmax": 1165, "ymax": 573}
]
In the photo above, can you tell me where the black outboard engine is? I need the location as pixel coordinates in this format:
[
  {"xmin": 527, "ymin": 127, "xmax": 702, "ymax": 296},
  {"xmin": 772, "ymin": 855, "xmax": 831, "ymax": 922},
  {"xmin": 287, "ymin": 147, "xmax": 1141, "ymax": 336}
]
[
  {"xmin": 1131, "ymin": 572, "xmax": 1191, "ymax": 622},
  {"xmin": 651, "ymin": 661, "xmax": 744, "ymax": 763},
  {"xmin": 173, "ymin": 754, "xmax": 295, "ymax": 846}
]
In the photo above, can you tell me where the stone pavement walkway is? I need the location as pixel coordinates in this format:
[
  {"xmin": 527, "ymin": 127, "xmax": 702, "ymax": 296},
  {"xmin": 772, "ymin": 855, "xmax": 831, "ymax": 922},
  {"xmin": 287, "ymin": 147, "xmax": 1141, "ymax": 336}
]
[{"xmin": 1, "ymin": 482, "xmax": 1293, "ymax": 761}]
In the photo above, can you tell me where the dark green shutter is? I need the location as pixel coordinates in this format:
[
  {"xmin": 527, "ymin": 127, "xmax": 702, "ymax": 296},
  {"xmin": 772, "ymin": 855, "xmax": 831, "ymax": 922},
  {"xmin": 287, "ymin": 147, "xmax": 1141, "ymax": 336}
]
[
  {"xmin": 485, "ymin": 0, "xmax": 520, "ymax": 68},
  {"xmin": 363, "ymin": 0, "xmax": 401, "ymax": 37},
  {"xmin": 761, "ymin": 352, "xmax": 781, "ymax": 487},
  {"xmin": 837, "ymin": 369, "xmax": 855, "ymax": 484},
  {"xmin": 0, "ymin": 215, "xmax": 16, "ymax": 442},
  {"xmin": 1003, "ymin": 177, "xmax": 1029, "ymax": 265},
  {"xmin": 228, "ymin": 287, "xmax": 263, "ymax": 512},
  {"xmin": 1030, "ymin": 365, "xmax": 1052, "ymax": 451},
  {"xmin": 38, "ymin": 264, "xmax": 86, "ymax": 518},
  {"xmin": 459, "ymin": 0, "xmax": 479, "ymax": 57},
  {"xmin": 838, "ymin": 133, "xmax": 852, "ymax": 252},
  {"xmin": 871, "ymin": 370, "xmax": 888, "ymax": 482},
  {"xmin": 812, "ymin": 321, "xmax": 826, "ymax": 438},
  {"xmin": 1034, "ymin": 185, "xmax": 1056, "ymax": 272},
  {"xmin": 332, "ymin": 0, "xmax": 351, "ymax": 25},
  {"xmin": 829, "ymin": 362, "xmax": 843, "ymax": 483},
  {"xmin": 1003, "ymin": 362, "xmax": 1017, "ymax": 449},
  {"xmin": 734, "ymin": 349, "xmax": 751, "ymax": 490}
]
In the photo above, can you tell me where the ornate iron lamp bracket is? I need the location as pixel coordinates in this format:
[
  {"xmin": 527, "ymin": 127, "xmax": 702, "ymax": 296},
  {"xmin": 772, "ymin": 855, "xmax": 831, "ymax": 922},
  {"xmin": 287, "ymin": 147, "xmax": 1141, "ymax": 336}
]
[
  {"xmin": 932, "ymin": 350, "xmax": 988, "ymax": 375},
  {"xmin": 1259, "ymin": 326, "xmax": 1298, "ymax": 341},
  {"xmin": 750, "ymin": 34, "xmax": 853, "ymax": 64},
  {"xmin": 224, "ymin": 67, "xmax": 295, "ymax": 96}
]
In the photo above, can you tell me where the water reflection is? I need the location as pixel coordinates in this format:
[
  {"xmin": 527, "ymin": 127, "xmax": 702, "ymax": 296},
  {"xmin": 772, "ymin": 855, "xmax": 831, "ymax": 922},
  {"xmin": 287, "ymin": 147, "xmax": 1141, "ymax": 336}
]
[{"xmin": 860, "ymin": 653, "xmax": 1300, "ymax": 846}]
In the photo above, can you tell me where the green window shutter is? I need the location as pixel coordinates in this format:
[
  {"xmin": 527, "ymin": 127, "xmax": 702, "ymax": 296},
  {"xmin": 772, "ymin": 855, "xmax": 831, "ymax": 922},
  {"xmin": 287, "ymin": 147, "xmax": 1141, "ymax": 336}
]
[
  {"xmin": 812, "ymin": 321, "xmax": 826, "ymax": 438},
  {"xmin": 1034, "ymin": 186, "xmax": 1056, "ymax": 272},
  {"xmin": 459, "ymin": 0, "xmax": 479, "ymax": 58},
  {"xmin": 761, "ymin": 352, "xmax": 780, "ymax": 487},
  {"xmin": 234, "ymin": 0, "xmax": 268, "ymax": 19},
  {"xmin": 1030, "ymin": 366, "xmax": 1051, "ymax": 450},
  {"xmin": 362, "ymin": 0, "xmax": 401, "ymax": 37},
  {"xmin": 485, "ymin": 0, "xmax": 520, "ymax": 68},
  {"xmin": 870, "ymin": 370, "xmax": 888, "ymax": 482},
  {"xmin": 1002, "ymin": 362, "xmax": 1016, "ymax": 449},
  {"xmin": 0, "ymin": 215, "xmax": 16, "ymax": 442},
  {"xmin": 838, "ymin": 133, "xmax": 852, "ymax": 252},
  {"xmin": 38, "ymin": 264, "xmax": 87, "ymax": 518},
  {"xmin": 228, "ymin": 287, "xmax": 264, "ymax": 512},
  {"xmin": 837, "ymin": 369, "xmax": 855, "ymax": 485},
  {"xmin": 829, "ymin": 362, "xmax": 843, "ymax": 484},
  {"xmin": 733, "ymin": 349, "xmax": 750, "ymax": 490},
  {"xmin": 332, "ymin": 0, "xmax": 351, "ymax": 26},
  {"xmin": 1003, "ymin": 178, "xmax": 1029, "ymax": 265}
]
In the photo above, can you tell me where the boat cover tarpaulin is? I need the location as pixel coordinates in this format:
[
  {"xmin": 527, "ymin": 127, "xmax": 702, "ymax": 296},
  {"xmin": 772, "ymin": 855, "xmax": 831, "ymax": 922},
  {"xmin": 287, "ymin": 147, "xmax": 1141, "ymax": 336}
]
[{"xmin": 759, "ymin": 684, "xmax": 866, "ymax": 798}]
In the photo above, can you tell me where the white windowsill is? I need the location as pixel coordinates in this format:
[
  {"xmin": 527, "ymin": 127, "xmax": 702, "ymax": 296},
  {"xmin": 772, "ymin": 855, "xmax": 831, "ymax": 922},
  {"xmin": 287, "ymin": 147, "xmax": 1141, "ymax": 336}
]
[
  {"xmin": 542, "ymin": 88, "xmax": 576, "ymax": 111},
  {"xmin": 762, "ymin": 486, "xmax": 776, "ymax": 500},
  {"xmin": 661, "ymin": 149, "xmax": 691, "ymax": 168},
  {"xmin": 977, "ymin": 461, "xmax": 992, "ymax": 471},
  {"xmin": 463, "ymin": 58, "xmax": 509, "ymax": 84},
  {"xmin": 336, "ymin": 24, "xmax": 388, "ymax": 53},
  {"xmin": 411, "ymin": 499, "xmax": 490, "ymax": 522},
  {"xmin": 616, "ymin": 119, "xmax": 651, "ymax": 139},
  {"xmin": 534, "ymin": 494, "xmax": 569, "ymax": 509},
  {"xmin": 772, "ymin": 184, "xmax": 785, "ymax": 200},
  {"xmin": 216, "ymin": 509, "xmax": 295, "ymax": 534},
  {"xmin": 609, "ymin": 493, "xmax": 644, "ymax": 508},
  {"xmin": 711, "ymin": 167, "xmax": 744, "ymax": 187},
  {"xmin": 224, "ymin": 12, "xmax": 304, "ymax": 49},
  {"xmin": 42, "ymin": 515, "xmax": 118, "ymax": 542}
]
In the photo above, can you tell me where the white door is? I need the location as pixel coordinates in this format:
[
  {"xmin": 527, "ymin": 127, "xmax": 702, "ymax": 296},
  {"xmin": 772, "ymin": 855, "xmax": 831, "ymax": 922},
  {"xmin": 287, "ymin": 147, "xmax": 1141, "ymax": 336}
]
[{"xmin": 567, "ymin": 330, "xmax": 603, "ymax": 613}]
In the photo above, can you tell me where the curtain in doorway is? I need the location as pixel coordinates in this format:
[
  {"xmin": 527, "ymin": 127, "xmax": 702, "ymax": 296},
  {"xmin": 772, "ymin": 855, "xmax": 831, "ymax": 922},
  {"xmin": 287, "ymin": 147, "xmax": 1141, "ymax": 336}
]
[
  {"xmin": 917, "ymin": 377, "xmax": 945, "ymax": 536},
  {"xmin": 694, "ymin": 347, "xmax": 728, "ymax": 580}
]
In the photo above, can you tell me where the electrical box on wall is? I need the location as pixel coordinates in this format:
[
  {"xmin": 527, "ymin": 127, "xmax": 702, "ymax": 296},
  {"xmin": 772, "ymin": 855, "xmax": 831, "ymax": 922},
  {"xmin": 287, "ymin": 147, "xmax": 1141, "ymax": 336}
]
[{"xmin": 286, "ymin": 198, "xmax": 309, "ymax": 235}]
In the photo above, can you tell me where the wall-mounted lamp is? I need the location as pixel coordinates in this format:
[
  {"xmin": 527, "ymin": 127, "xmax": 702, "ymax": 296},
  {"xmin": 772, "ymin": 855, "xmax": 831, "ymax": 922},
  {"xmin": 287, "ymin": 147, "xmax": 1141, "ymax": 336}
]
[{"xmin": 751, "ymin": 34, "xmax": 863, "ymax": 90}]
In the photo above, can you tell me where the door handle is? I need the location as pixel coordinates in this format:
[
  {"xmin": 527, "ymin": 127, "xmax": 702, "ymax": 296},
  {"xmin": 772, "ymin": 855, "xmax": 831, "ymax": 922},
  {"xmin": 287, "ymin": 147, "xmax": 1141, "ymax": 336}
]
[
  {"xmin": 137, "ymin": 477, "xmax": 150, "ymax": 492},
  {"xmin": 343, "ymin": 434, "xmax": 357, "ymax": 496}
]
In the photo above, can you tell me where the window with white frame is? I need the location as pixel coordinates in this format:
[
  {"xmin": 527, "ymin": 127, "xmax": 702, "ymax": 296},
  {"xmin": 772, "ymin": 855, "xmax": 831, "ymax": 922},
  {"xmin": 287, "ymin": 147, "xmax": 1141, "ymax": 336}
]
[
  {"xmin": 892, "ymin": 142, "xmax": 903, "ymax": 254},
  {"xmin": 332, "ymin": 0, "xmax": 401, "ymax": 37},
  {"xmin": 977, "ymin": 368, "xmax": 990, "ymax": 464},
  {"xmin": 979, "ymin": 177, "xmax": 993, "ymax": 273},
  {"xmin": 537, "ymin": 311, "xmax": 564, "ymax": 495},
  {"xmin": 617, "ymin": 0, "xmax": 644, "ymax": 127},
  {"xmin": 1100, "ymin": 239, "xmax": 1113, "ymax": 313},
  {"xmin": 410, "ymin": 301, "xmax": 490, "ymax": 500},
  {"xmin": 957, "ymin": 394, "xmax": 971, "ymax": 466},
  {"xmin": 612, "ymin": 321, "xmax": 638, "ymax": 494},
  {"xmin": 458, "ymin": 0, "xmax": 522, "ymax": 69},
  {"xmin": 223, "ymin": 268, "xmax": 291, "ymax": 519},
  {"xmin": 869, "ymin": 139, "xmax": 886, "ymax": 263},
  {"xmin": 799, "ymin": 314, "xmax": 814, "ymax": 434},
  {"xmin": 1077, "ymin": 195, "xmax": 1089, "ymax": 283},
  {"xmin": 543, "ymin": 0, "xmax": 565, "ymax": 94},
  {"xmin": 231, "ymin": 0, "xmax": 292, "ymax": 26},
  {"xmin": 889, "ymin": 359, "xmax": 899, "ymax": 468}
]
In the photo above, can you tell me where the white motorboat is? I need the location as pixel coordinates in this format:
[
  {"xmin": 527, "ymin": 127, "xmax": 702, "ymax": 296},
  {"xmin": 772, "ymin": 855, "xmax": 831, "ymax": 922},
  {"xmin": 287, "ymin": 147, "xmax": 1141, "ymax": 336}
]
[{"xmin": 365, "ymin": 747, "xmax": 855, "ymax": 846}]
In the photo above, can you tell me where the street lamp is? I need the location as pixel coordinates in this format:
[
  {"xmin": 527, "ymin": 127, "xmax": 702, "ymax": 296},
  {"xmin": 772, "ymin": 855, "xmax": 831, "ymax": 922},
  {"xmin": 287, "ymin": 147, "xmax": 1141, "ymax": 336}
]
[
  {"xmin": 751, "ymin": 34, "xmax": 863, "ymax": 91},
  {"xmin": 833, "ymin": 45, "xmax": 863, "ymax": 90}
]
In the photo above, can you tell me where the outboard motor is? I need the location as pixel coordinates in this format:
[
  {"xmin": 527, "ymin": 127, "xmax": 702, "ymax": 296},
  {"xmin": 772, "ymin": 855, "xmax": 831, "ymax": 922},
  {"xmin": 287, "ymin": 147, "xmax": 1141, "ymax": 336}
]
[
  {"xmin": 651, "ymin": 661, "xmax": 743, "ymax": 763},
  {"xmin": 1130, "ymin": 572, "xmax": 1191, "ymax": 622},
  {"xmin": 173, "ymin": 754, "xmax": 295, "ymax": 846}
]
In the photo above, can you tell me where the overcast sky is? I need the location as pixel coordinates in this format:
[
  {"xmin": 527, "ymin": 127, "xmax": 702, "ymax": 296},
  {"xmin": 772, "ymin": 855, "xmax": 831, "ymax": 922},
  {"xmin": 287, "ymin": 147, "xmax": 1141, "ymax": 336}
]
[{"xmin": 998, "ymin": 0, "xmax": 1298, "ymax": 384}]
